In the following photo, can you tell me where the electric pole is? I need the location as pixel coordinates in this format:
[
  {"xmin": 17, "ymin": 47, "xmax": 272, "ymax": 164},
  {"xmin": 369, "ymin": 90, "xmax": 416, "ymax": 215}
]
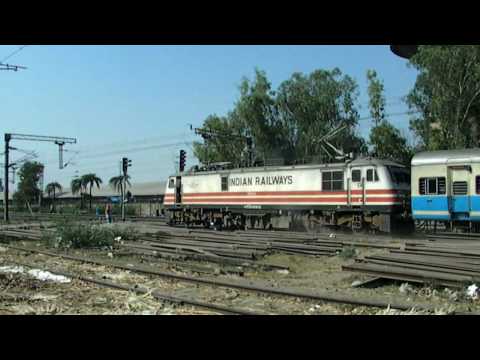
[
  {"xmin": 1, "ymin": 55, "xmax": 26, "ymax": 221},
  {"xmin": 4, "ymin": 134, "xmax": 10, "ymax": 222},
  {"xmin": 3, "ymin": 133, "xmax": 77, "ymax": 222}
]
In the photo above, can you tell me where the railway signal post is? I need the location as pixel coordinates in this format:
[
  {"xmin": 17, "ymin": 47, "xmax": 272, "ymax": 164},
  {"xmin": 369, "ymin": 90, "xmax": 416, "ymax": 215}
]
[
  {"xmin": 121, "ymin": 157, "xmax": 132, "ymax": 222},
  {"xmin": 179, "ymin": 150, "xmax": 186, "ymax": 172}
]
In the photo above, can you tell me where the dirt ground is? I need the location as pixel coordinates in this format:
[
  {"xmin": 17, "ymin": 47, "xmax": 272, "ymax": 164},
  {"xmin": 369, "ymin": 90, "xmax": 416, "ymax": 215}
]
[{"xmin": 1, "ymin": 224, "xmax": 480, "ymax": 315}]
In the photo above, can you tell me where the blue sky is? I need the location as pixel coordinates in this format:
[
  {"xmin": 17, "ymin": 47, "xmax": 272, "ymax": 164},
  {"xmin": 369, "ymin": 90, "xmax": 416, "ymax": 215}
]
[{"xmin": 0, "ymin": 45, "xmax": 418, "ymax": 190}]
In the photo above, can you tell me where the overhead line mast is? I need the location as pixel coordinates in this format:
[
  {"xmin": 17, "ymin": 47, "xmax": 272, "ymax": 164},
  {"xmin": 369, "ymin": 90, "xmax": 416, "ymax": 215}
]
[
  {"xmin": 193, "ymin": 127, "xmax": 253, "ymax": 167},
  {"xmin": 1, "ymin": 49, "xmax": 28, "ymax": 220},
  {"xmin": 3, "ymin": 133, "xmax": 77, "ymax": 222}
]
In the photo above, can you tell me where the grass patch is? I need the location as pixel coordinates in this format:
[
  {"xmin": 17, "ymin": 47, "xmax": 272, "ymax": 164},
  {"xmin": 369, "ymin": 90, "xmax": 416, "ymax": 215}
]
[
  {"xmin": 43, "ymin": 219, "xmax": 139, "ymax": 250},
  {"xmin": 339, "ymin": 246, "xmax": 357, "ymax": 259}
]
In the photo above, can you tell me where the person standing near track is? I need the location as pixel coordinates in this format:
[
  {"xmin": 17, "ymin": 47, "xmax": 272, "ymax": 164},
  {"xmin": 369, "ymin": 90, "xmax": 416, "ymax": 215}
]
[{"xmin": 105, "ymin": 203, "xmax": 113, "ymax": 224}]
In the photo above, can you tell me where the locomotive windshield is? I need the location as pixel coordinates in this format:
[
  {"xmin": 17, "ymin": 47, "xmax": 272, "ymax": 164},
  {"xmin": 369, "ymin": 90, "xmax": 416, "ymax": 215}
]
[{"xmin": 387, "ymin": 166, "xmax": 410, "ymax": 185}]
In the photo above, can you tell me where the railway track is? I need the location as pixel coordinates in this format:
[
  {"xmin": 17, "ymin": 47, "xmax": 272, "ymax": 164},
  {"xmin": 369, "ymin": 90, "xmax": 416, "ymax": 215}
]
[
  {"xmin": 343, "ymin": 238, "xmax": 480, "ymax": 289},
  {"xmin": 4, "ymin": 259, "xmax": 262, "ymax": 315},
  {"xmin": 2, "ymin": 217, "xmax": 479, "ymax": 314},
  {"xmin": 2, "ymin": 244, "xmax": 468, "ymax": 314}
]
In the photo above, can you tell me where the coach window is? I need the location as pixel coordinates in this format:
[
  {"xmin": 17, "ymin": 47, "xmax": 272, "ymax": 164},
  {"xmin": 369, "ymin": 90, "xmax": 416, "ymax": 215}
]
[
  {"xmin": 427, "ymin": 178, "xmax": 437, "ymax": 195},
  {"xmin": 168, "ymin": 178, "xmax": 175, "ymax": 189},
  {"xmin": 453, "ymin": 181, "xmax": 468, "ymax": 195},
  {"xmin": 438, "ymin": 178, "xmax": 446, "ymax": 194},
  {"xmin": 351, "ymin": 170, "xmax": 361, "ymax": 182},
  {"xmin": 419, "ymin": 177, "xmax": 446, "ymax": 195},
  {"xmin": 221, "ymin": 176, "xmax": 229, "ymax": 192},
  {"xmin": 477, "ymin": 176, "xmax": 480, "ymax": 194},
  {"xmin": 322, "ymin": 171, "xmax": 344, "ymax": 191}
]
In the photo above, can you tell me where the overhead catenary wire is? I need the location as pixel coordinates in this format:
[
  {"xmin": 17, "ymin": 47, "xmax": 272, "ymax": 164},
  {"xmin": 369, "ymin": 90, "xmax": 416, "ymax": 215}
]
[
  {"xmin": 1, "ymin": 45, "xmax": 29, "ymax": 63},
  {"xmin": 357, "ymin": 110, "xmax": 421, "ymax": 122},
  {"xmin": 39, "ymin": 142, "xmax": 194, "ymax": 170},
  {"xmin": 358, "ymin": 97, "xmax": 406, "ymax": 108},
  {"xmin": 61, "ymin": 132, "xmax": 194, "ymax": 155},
  {"xmin": 4, "ymin": 109, "xmax": 411, "ymax": 166},
  {"xmin": 39, "ymin": 136, "xmax": 195, "ymax": 164},
  {"xmin": 4, "ymin": 109, "xmax": 417, "ymax": 187}
]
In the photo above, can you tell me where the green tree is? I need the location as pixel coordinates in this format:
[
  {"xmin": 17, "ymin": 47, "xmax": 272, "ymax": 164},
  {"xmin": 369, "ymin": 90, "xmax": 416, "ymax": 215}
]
[
  {"xmin": 45, "ymin": 182, "xmax": 62, "ymax": 211},
  {"xmin": 407, "ymin": 45, "xmax": 480, "ymax": 150},
  {"xmin": 194, "ymin": 68, "xmax": 366, "ymax": 166},
  {"xmin": 109, "ymin": 174, "xmax": 131, "ymax": 203},
  {"xmin": 193, "ymin": 113, "xmax": 247, "ymax": 166},
  {"xmin": 369, "ymin": 122, "xmax": 413, "ymax": 165},
  {"xmin": 366, "ymin": 69, "xmax": 386, "ymax": 126},
  {"xmin": 80, "ymin": 174, "xmax": 103, "ymax": 210},
  {"xmin": 236, "ymin": 69, "xmax": 280, "ymax": 161},
  {"xmin": 366, "ymin": 70, "xmax": 413, "ymax": 165},
  {"xmin": 13, "ymin": 161, "xmax": 44, "ymax": 209},
  {"xmin": 70, "ymin": 178, "xmax": 85, "ymax": 209},
  {"xmin": 275, "ymin": 68, "xmax": 366, "ymax": 163}
]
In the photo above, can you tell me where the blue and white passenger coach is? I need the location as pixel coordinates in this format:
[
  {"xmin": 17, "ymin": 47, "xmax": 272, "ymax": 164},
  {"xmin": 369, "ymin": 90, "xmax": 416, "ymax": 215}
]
[{"xmin": 411, "ymin": 149, "xmax": 480, "ymax": 230}]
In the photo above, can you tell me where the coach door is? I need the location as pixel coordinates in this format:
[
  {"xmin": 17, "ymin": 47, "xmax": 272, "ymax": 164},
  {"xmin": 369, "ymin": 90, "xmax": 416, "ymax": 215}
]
[
  {"xmin": 449, "ymin": 166, "xmax": 471, "ymax": 217},
  {"xmin": 175, "ymin": 176, "xmax": 182, "ymax": 204}
]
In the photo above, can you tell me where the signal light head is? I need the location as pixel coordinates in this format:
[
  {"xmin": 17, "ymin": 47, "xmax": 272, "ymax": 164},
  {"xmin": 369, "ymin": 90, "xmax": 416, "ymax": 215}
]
[{"xmin": 179, "ymin": 150, "xmax": 187, "ymax": 172}]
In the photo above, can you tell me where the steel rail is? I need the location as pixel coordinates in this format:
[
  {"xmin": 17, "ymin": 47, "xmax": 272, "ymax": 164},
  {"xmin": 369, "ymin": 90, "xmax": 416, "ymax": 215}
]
[
  {"xmin": 342, "ymin": 263, "xmax": 468, "ymax": 288},
  {"xmin": 4, "ymin": 244, "xmax": 461, "ymax": 313},
  {"xmin": 7, "ymin": 259, "xmax": 262, "ymax": 316}
]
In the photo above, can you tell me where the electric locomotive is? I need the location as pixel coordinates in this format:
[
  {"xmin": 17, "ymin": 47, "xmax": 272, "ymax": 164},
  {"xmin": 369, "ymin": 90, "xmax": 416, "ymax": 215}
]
[{"xmin": 164, "ymin": 157, "xmax": 411, "ymax": 233}]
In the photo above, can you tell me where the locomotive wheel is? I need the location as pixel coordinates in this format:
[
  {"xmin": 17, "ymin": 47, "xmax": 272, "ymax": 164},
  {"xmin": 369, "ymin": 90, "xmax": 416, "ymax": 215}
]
[
  {"xmin": 303, "ymin": 215, "xmax": 321, "ymax": 234},
  {"xmin": 350, "ymin": 222, "xmax": 364, "ymax": 234}
]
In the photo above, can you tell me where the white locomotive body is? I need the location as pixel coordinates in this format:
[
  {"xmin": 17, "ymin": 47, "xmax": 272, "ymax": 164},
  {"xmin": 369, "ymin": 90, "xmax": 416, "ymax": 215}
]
[{"xmin": 164, "ymin": 157, "xmax": 411, "ymax": 232}]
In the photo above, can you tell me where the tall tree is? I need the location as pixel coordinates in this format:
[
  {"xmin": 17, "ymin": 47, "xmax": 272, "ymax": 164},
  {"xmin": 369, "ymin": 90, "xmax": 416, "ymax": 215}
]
[
  {"xmin": 193, "ymin": 113, "xmax": 247, "ymax": 166},
  {"xmin": 366, "ymin": 69, "xmax": 386, "ymax": 127},
  {"xmin": 236, "ymin": 69, "xmax": 280, "ymax": 161},
  {"xmin": 275, "ymin": 68, "xmax": 365, "ymax": 163},
  {"xmin": 369, "ymin": 122, "xmax": 413, "ymax": 165},
  {"xmin": 13, "ymin": 161, "xmax": 44, "ymax": 209},
  {"xmin": 71, "ymin": 178, "xmax": 82, "ymax": 202},
  {"xmin": 70, "ymin": 178, "xmax": 85, "ymax": 209},
  {"xmin": 407, "ymin": 45, "xmax": 480, "ymax": 150},
  {"xmin": 194, "ymin": 68, "xmax": 366, "ymax": 166},
  {"xmin": 45, "ymin": 182, "xmax": 62, "ymax": 211},
  {"xmin": 80, "ymin": 174, "xmax": 103, "ymax": 210},
  {"xmin": 366, "ymin": 70, "xmax": 413, "ymax": 165},
  {"xmin": 109, "ymin": 174, "xmax": 131, "ymax": 204}
]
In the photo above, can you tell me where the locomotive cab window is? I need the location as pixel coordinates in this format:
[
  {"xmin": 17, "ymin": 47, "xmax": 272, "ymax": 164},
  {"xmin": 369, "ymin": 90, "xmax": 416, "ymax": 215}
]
[
  {"xmin": 351, "ymin": 170, "xmax": 361, "ymax": 182},
  {"xmin": 168, "ymin": 178, "xmax": 175, "ymax": 189},
  {"xmin": 322, "ymin": 171, "xmax": 344, "ymax": 191},
  {"xmin": 366, "ymin": 169, "xmax": 379, "ymax": 182},
  {"xmin": 388, "ymin": 167, "xmax": 410, "ymax": 184},
  {"xmin": 221, "ymin": 176, "xmax": 229, "ymax": 192}
]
